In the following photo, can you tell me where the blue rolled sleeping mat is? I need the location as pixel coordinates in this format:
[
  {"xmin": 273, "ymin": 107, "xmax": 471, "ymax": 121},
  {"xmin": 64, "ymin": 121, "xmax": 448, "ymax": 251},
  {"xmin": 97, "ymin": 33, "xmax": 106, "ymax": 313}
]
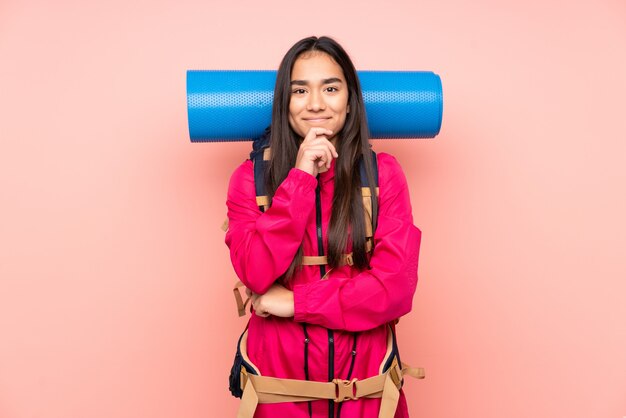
[{"xmin": 186, "ymin": 70, "xmax": 443, "ymax": 142}]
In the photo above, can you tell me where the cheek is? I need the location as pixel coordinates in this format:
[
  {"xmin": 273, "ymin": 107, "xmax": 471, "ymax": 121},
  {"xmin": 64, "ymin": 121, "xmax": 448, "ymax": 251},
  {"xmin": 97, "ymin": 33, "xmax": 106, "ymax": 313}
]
[
  {"xmin": 288, "ymin": 99, "xmax": 303, "ymax": 120},
  {"xmin": 287, "ymin": 114, "xmax": 297, "ymax": 134},
  {"xmin": 288, "ymin": 101, "xmax": 295, "ymax": 119},
  {"xmin": 335, "ymin": 97, "xmax": 349, "ymax": 119},
  {"xmin": 336, "ymin": 99, "xmax": 349, "ymax": 130},
  {"xmin": 336, "ymin": 94, "xmax": 349, "ymax": 115}
]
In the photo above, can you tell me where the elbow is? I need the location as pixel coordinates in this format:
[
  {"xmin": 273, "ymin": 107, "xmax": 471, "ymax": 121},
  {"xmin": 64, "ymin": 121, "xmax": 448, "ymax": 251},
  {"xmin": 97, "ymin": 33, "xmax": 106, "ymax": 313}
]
[
  {"xmin": 341, "ymin": 295, "xmax": 412, "ymax": 333},
  {"xmin": 234, "ymin": 256, "xmax": 287, "ymax": 295},
  {"xmin": 230, "ymin": 248, "xmax": 280, "ymax": 295},
  {"xmin": 244, "ymin": 279, "xmax": 274, "ymax": 295},
  {"xmin": 385, "ymin": 291, "xmax": 413, "ymax": 325},
  {"xmin": 235, "ymin": 264, "xmax": 276, "ymax": 295},
  {"xmin": 396, "ymin": 295, "xmax": 414, "ymax": 319}
]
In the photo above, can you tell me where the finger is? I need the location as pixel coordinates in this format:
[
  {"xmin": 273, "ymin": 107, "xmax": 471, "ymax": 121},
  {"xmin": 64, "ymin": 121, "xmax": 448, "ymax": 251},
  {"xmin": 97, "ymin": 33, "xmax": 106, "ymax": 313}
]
[
  {"xmin": 317, "ymin": 136, "xmax": 337, "ymax": 158},
  {"xmin": 310, "ymin": 127, "xmax": 333, "ymax": 136},
  {"xmin": 309, "ymin": 142, "xmax": 334, "ymax": 168},
  {"xmin": 305, "ymin": 128, "xmax": 333, "ymax": 142},
  {"xmin": 324, "ymin": 145, "xmax": 333, "ymax": 168},
  {"xmin": 328, "ymin": 141, "xmax": 338, "ymax": 158},
  {"xmin": 252, "ymin": 299, "xmax": 268, "ymax": 317},
  {"xmin": 308, "ymin": 136, "xmax": 337, "ymax": 161},
  {"xmin": 305, "ymin": 147, "xmax": 329, "ymax": 165}
]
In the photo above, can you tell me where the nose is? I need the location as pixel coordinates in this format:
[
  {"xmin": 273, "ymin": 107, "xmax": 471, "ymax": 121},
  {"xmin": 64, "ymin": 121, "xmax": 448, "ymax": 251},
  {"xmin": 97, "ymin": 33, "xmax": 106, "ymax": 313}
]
[{"xmin": 307, "ymin": 90, "xmax": 326, "ymax": 111}]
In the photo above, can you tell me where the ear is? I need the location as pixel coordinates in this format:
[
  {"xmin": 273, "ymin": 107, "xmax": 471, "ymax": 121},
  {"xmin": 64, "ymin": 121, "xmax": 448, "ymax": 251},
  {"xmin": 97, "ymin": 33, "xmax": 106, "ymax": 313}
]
[{"xmin": 347, "ymin": 104, "xmax": 350, "ymax": 114}]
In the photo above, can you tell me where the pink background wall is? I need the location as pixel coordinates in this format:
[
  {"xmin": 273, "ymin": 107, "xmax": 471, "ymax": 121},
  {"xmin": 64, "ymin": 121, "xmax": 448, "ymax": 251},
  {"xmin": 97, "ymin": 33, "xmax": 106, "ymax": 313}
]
[{"xmin": 1, "ymin": 0, "xmax": 625, "ymax": 417}]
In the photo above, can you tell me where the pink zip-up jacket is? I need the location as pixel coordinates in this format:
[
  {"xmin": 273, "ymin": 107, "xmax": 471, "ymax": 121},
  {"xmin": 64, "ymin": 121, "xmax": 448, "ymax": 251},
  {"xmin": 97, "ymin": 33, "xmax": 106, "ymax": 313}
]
[{"xmin": 225, "ymin": 152, "xmax": 421, "ymax": 418}]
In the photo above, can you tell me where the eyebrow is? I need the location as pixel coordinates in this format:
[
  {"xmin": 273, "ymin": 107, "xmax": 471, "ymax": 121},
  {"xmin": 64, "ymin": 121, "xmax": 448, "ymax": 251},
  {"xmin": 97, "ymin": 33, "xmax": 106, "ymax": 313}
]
[{"xmin": 290, "ymin": 77, "xmax": 344, "ymax": 86}]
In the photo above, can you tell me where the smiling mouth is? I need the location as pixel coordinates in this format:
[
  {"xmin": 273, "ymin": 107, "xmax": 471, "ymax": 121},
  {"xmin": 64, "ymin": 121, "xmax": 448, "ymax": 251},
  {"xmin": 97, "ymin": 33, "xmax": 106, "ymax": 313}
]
[{"xmin": 303, "ymin": 117, "xmax": 331, "ymax": 122}]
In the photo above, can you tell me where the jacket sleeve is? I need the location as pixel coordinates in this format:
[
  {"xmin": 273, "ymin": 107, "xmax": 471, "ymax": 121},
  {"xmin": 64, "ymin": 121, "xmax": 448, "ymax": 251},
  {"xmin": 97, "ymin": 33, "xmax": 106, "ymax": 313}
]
[
  {"xmin": 224, "ymin": 160, "xmax": 318, "ymax": 295},
  {"xmin": 292, "ymin": 153, "xmax": 421, "ymax": 332}
]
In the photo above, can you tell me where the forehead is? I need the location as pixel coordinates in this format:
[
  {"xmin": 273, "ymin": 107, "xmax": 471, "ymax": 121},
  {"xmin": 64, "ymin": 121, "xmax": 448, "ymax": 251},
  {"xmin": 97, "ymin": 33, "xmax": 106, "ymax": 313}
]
[{"xmin": 291, "ymin": 52, "xmax": 345, "ymax": 81}]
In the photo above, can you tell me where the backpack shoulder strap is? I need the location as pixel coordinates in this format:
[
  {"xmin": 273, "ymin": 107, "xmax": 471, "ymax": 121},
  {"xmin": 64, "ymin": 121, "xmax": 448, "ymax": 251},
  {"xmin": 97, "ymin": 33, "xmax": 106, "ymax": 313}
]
[
  {"xmin": 220, "ymin": 129, "xmax": 271, "ymax": 233},
  {"xmin": 359, "ymin": 150, "xmax": 379, "ymax": 239},
  {"xmin": 250, "ymin": 128, "xmax": 271, "ymax": 212},
  {"xmin": 248, "ymin": 141, "xmax": 379, "ymax": 265}
]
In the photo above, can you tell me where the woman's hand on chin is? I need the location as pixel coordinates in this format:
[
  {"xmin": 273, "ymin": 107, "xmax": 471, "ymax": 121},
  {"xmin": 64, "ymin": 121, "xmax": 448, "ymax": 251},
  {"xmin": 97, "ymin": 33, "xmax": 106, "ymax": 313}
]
[{"xmin": 294, "ymin": 127, "xmax": 338, "ymax": 176}]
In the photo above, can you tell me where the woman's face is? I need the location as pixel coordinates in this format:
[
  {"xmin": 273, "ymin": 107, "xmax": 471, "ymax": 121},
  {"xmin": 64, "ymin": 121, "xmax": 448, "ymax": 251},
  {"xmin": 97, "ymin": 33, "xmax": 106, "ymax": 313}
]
[{"xmin": 288, "ymin": 51, "xmax": 349, "ymax": 144}]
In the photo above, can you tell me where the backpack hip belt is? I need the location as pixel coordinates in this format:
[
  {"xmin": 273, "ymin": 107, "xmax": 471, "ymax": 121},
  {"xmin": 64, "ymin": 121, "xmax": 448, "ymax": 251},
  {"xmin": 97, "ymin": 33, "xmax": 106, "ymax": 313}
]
[{"xmin": 235, "ymin": 325, "xmax": 425, "ymax": 418}]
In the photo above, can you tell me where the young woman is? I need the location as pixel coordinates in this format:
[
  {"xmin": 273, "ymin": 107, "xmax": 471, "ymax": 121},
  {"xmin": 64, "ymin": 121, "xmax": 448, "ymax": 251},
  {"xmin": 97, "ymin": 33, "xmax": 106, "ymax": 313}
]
[{"xmin": 225, "ymin": 36, "xmax": 421, "ymax": 418}]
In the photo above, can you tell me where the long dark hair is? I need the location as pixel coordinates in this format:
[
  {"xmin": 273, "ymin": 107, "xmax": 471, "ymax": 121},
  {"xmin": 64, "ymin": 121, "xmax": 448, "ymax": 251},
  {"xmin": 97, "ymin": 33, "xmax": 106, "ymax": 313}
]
[{"xmin": 267, "ymin": 36, "xmax": 378, "ymax": 282}]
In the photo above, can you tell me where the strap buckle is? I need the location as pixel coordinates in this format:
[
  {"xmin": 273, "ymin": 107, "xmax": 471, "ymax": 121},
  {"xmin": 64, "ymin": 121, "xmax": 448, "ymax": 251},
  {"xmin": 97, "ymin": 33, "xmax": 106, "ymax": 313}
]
[{"xmin": 332, "ymin": 378, "xmax": 358, "ymax": 402}]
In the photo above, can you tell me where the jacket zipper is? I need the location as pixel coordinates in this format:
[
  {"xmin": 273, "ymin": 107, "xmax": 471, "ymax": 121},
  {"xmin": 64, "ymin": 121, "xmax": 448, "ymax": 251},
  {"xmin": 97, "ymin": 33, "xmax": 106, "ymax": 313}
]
[
  {"xmin": 336, "ymin": 334, "xmax": 357, "ymax": 418},
  {"xmin": 316, "ymin": 181, "xmax": 334, "ymax": 418},
  {"xmin": 303, "ymin": 323, "xmax": 312, "ymax": 418},
  {"xmin": 328, "ymin": 329, "xmax": 335, "ymax": 418},
  {"xmin": 315, "ymin": 182, "xmax": 326, "ymax": 278}
]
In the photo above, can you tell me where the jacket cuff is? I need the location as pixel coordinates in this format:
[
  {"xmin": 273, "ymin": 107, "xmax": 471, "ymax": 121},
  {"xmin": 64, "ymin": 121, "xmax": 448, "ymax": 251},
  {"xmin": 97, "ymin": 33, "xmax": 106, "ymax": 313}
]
[
  {"xmin": 293, "ymin": 283, "xmax": 310, "ymax": 322},
  {"xmin": 288, "ymin": 167, "xmax": 317, "ymax": 188},
  {"xmin": 269, "ymin": 168, "xmax": 318, "ymax": 222}
]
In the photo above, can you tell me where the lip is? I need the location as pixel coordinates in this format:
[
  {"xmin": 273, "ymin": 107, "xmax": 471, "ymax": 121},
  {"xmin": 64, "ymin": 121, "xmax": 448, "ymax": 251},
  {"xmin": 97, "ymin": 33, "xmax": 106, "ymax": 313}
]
[{"xmin": 303, "ymin": 117, "xmax": 332, "ymax": 122}]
